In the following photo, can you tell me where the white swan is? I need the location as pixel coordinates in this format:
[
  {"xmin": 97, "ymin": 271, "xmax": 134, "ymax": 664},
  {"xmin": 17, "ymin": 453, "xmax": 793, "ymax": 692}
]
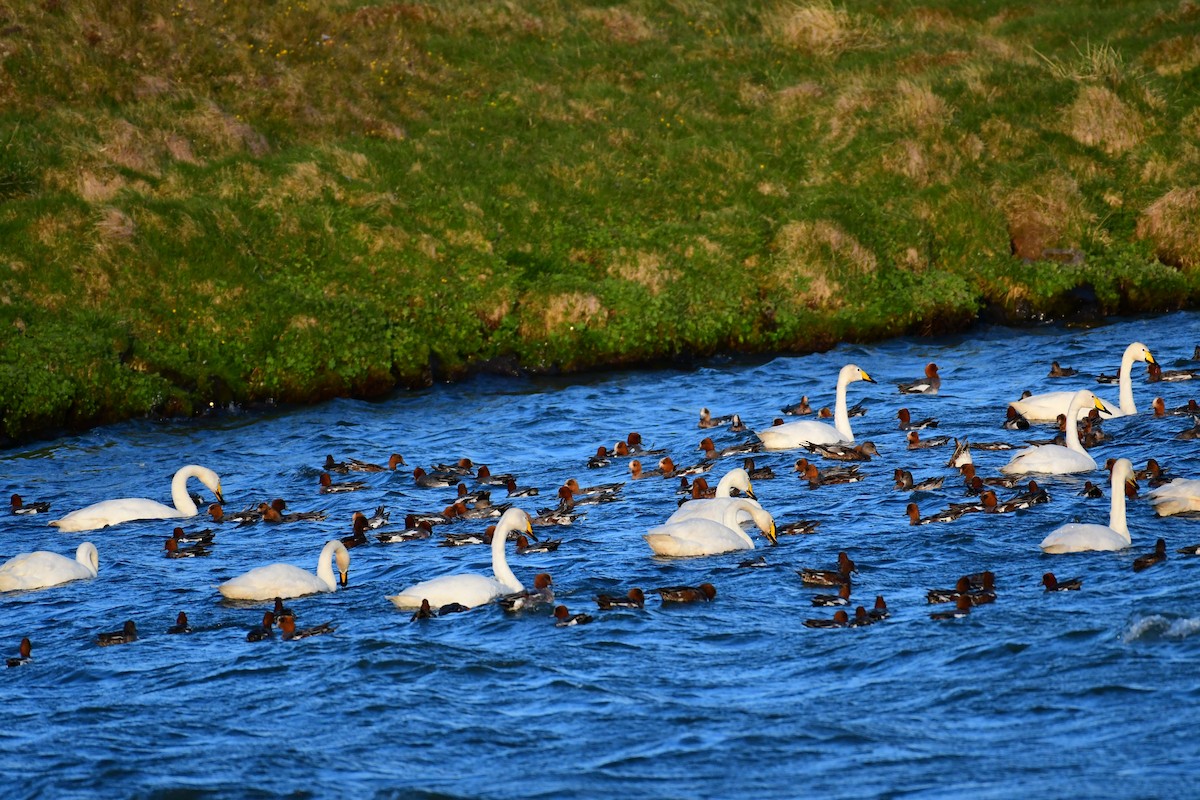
[
  {"xmin": 50, "ymin": 464, "xmax": 225, "ymax": 532},
  {"xmin": 1040, "ymin": 459, "xmax": 1136, "ymax": 553},
  {"xmin": 667, "ymin": 493, "xmax": 764, "ymax": 525},
  {"xmin": 218, "ymin": 540, "xmax": 350, "ymax": 601},
  {"xmin": 757, "ymin": 364, "xmax": 874, "ymax": 449},
  {"xmin": 387, "ymin": 507, "xmax": 530, "ymax": 609},
  {"xmin": 0, "ymin": 542, "xmax": 98, "ymax": 591},
  {"xmin": 1148, "ymin": 479, "xmax": 1200, "ymax": 517},
  {"xmin": 645, "ymin": 498, "xmax": 777, "ymax": 556},
  {"xmin": 1001, "ymin": 390, "xmax": 1108, "ymax": 475},
  {"xmin": 1010, "ymin": 342, "xmax": 1154, "ymax": 421}
]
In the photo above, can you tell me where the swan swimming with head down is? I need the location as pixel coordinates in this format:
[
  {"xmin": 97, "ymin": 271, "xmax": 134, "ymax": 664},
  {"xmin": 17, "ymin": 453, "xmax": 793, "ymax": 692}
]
[
  {"xmin": 49, "ymin": 464, "xmax": 225, "ymax": 532},
  {"xmin": 0, "ymin": 542, "xmax": 99, "ymax": 592},
  {"xmin": 1001, "ymin": 390, "xmax": 1108, "ymax": 475},
  {"xmin": 645, "ymin": 498, "xmax": 777, "ymax": 557},
  {"xmin": 386, "ymin": 507, "xmax": 531, "ymax": 609}
]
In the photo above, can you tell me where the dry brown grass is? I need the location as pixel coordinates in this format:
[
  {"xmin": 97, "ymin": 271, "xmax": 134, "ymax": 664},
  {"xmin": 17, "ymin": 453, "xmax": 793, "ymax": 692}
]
[
  {"xmin": 890, "ymin": 80, "xmax": 949, "ymax": 132},
  {"xmin": 1064, "ymin": 86, "xmax": 1145, "ymax": 155},
  {"xmin": 1137, "ymin": 187, "xmax": 1200, "ymax": 271},
  {"xmin": 771, "ymin": 220, "xmax": 877, "ymax": 308},
  {"xmin": 523, "ymin": 291, "xmax": 606, "ymax": 337},
  {"xmin": 579, "ymin": 7, "xmax": 656, "ymax": 44},
  {"xmin": 607, "ymin": 250, "xmax": 675, "ymax": 294},
  {"xmin": 999, "ymin": 173, "xmax": 1094, "ymax": 260},
  {"xmin": 765, "ymin": 1, "xmax": 878, "ymax": 58},
  {"xmin": 1143, "ymin": 34, "xmax": 1200, "ymax": 76}
]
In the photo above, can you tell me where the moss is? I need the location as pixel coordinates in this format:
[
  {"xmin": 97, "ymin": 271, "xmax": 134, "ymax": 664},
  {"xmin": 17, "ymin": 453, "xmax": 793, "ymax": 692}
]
[{"xmin": 1, "ymin": 0, "xmax": 1199, "ymax": 443}]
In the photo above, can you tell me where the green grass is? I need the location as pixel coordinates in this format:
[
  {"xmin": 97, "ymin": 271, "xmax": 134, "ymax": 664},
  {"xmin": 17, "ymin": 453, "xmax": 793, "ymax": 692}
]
[{"xmin": 1, "ymin": 0, "xmax": 1199, "ymax": 441}]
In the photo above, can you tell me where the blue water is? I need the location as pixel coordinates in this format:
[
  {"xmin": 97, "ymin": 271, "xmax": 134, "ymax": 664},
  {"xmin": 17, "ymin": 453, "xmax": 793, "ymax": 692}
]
[{"xmin": 3, "ymin": 312, "xmax": 1200, "ymax": 798}]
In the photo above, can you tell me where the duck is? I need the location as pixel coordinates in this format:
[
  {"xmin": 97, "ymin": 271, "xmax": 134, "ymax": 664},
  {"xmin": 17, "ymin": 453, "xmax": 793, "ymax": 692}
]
[
  {"xmin": 804, "ymin": 609, "xmax": 850, "ymax": 628},
  {"xmin": 516, "ymin": 534, "xmax": 561, "ymax": 555},
  {"xmin": 1148, "ymin": 478, "xmax": 1200, "ymax": 516},
  {"xmin": 498, "ymin": 573, "xmax": 555, "ymax": 612},
  {"xmin": 781, "ymin": 396, "xmax": 813, "ymax": 415},
  {"xmin": 946, "ymin": 438, "xmax": 972, "ymax": 468},
  {"xmin": 596, "ymin": 588, "xmax": 646, "ymax": 609},
  {"xmin": 898, "ymin": 362, "xmax": 940, "ymax": 394},
  {"xmin": 798, "ymin": 552, "xmax": 856, "ymax": 587},
  {"xmin": 10, "ymin": 494, "xmax": 50, "ymax": 514},
  {"xmin": 1048, "ymin": 361, "xmax": 1078, "ymax": 378},
  {"xmin": 1042, "ymin": 572, "xmax": 1082, "ymax": 591},
  {"xmin": 628, "ymin": 459, "xmax": 660, "ymax": 480},
  {"xmin": 505, "ymin": 478, "xmax": 540, "ymax": 498},
  {"xmin": 1002, "ymin": 406, "xmax": 1031, "ymax": 431},
  {"xmin": 738, "ymin": 555, "xmax": 770, "ymax": 568},
  {"xmin": 869, "ymin": 596, "xmax": 889, "ymax": 621},
  {"xmin": 906, "ymin": 502, "xmax": 972, "ymax": 526},
  {"xmin": 1039, "ymin": 458, "xmax": 1137, "ymax": 553},
  {"xmin": 959, "ymin": 464, "xmax": 1022, "ymax": 489},
  {"xmin": 411, "ymin": 467, "xmax": 458, "ymax": 489},
  {"xmin": 1147, "ymin": 363, "xmax": 1196, "ymax": 382},
  {"xmin": 812, "ymin": 584, "xmax": 851, "ymax": 607},
  {"xmin": 681, "ymin": 477, "xmax": 716, "ymax": 500},
  {"xmin": 645, "ymin": 499, "xmax": 777, "ymax": 557},
  {"xmin": 272, "ymin": 597, "xmax": 296, "ymax": 624},
  {"xmin": 735, "ymin": 459, "xmax": 769, "ymax": 482},
  {"xmin": 897, "ymin": 408, "xmax": 938, "ymax": 430},
  {"xmin": 246, "ymin": 611, "xmax": 275, "ymax": 641},
  {"xmin": 907, "ymin": 431, "xmax": 950, "ymax": 449},
  {"xmin": 756, "ymin": 365, "xmax": 875, "ymax": 449},
  {"xmin": 848, "ymin": 606, "xmax": 878, "ymax": 627},
  {"xmin": 218, "ymin": 540, "xmax": 351, "ymax": 600},
  {"xmin": 167, "ymin": 611, "xmax": 192, "ymax": 634},
  {"xmin": 656, "ymin": 583, "xmax": 717, "ymax": 603},
  {"xmin": 699, "ymin": 407, "xmax": 734, "ymax": 428},
  {"xmin": 698, "ymin": 436, "xmax": 761, "ymax": 460},
  {"xmin": 586, "ymin": 446, "xmax": 612, "ymax": 469},
  {"xmin": 800, "ymin": 461, "xmax": 863, "ymax": 488},
  {"xmin": 49, "ymin": 465, "xmax": 224, "ymax": 532},
  {"xmin": 553, "ymin": 605, "xmax": 593, "ymax": 627},
  {"xmin": 0, "ymin": 542, "xmax": 99, "ymax": 591},
  {"xmin": 164, "ymin": 538, "xmax": 210, "ymax": 559},
  {"xmin": 806, "ymin": 441, "xmax": 880, "ymax": 462},
  {"xmin": 96, "ymin": 620, "xmax": 138, "ymax": 647},
  {"xmin": 926, "ymin": 576, "xmax": 972, "ymax": 604},
  {"xmin": 1079, "ymin": 481, "xmax": 1104, "ymax": 499},
  {"xmin": 658, "ymin": 456, "xmax": 711, "ymax": 478},
  {"xmin": 387, "ymin": 508, "xmax": 531, "ymax": 609},
  {"xmin": 893, "ymin": 469, "xmax": 944, "ymax": 492},
  {"xmin": 280, "ymin": 616, "xmax": 336, "ymax": 640},
  {"xmin": 319, "ymin": 472, "xmax": 366, "ymax": 493},
  {"xmin": 7, "ymin": 638, "xmax": 32, "ymax": 668},
  {"xmin": 377, "ymin": 519, "xmax": 433, "ymax": 544},
  {"xmin": 1132, "ymin": 538, "xmax": 1167, "ymax": 572},
  {"xmin": 1177, "ymin": 418, "xmax": 1200, "ymax": 440},
  {"xmin": 778, "ymin": 518, "xmax": 820, "ymax": 535},
  {"xmin": 1001, "ymin": 390, "xmax": 1108, "ymax": 475},
  {"xmin": 340, "ymin": 513, "xmax": 370, "ymax": 549},
  {"xmin": 1009, "ymin": 342, "xmax": 1154, "ymax": 421},
  {"xmin": 930, "ymin": 595, "xmax": 973, "ymax": 620},
  {"xmin": 410, "ymin": 600, "xmax": 436, "ymax": 621},
  {"xmin": 1157, "ymin": 398, "xmax": 1200, "ymax": 416}
]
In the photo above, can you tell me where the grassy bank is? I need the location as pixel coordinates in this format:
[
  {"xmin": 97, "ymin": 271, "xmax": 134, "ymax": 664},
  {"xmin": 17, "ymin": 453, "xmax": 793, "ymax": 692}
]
[{"xmin": 2, "ymin": 0, "xmax": 1199, "ymax": 443}]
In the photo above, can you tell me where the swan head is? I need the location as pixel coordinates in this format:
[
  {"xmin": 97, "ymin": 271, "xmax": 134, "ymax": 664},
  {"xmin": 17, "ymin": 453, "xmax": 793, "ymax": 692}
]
[
  {"xmin": 1127, "ymin": 341, "xmax": 1154, "ymax": 364},
  {"xmin": 841, "ymin": 364, "xmax": 875, "ymax": 384},
  {"xmin": 1110, "ymin": 458, "xmax": 1137, "ymax": 494},
  {"xmin": 334, "ymin": 542, "xmax": 351, "ymax": 587},
  {"xmin": 190, "ymin": 466, "xmax": 225, "ymax": 505}
]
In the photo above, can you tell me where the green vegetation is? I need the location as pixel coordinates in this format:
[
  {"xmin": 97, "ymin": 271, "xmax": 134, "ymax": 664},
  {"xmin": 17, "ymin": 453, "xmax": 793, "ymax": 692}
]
[{"xmin": 2, "ymin": 0, "xmax": 1199, "ymax": 442}]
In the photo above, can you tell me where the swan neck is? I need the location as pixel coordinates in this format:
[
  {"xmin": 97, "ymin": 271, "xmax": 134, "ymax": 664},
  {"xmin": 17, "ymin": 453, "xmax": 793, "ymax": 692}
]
[
  {"xmin": 491, "ymin": 523, "xmax": 522, "ymax": 592},
  {"xmin": 317, "ymin": 540, "xmax": 339, "ymax": 591},
  {"xmin": 171, "ymin": 466, "xmax": 200, "ymax": 516},
  {"xmin": 1118, "ymin": 348, "xmax": 1137, "ymax": 414},
  {"xmin": 834, "ymin": 371, "xmax": 853, "ymax": 442},
  {"xmin": 1109, "ymin": 474, "xmax": 1130, "ymax": 539},
  {"xmin": 720, "ymin": 500, "xmax": 756, "ymax": 546},
  {"xmin": 1064, "ymin": 397, "xmax": 1086, "ymax": 454}
]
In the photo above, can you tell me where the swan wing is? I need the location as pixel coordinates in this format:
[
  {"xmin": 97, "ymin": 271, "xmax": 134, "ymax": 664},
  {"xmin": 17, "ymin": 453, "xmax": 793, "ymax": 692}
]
[
  {"xmin": 0, "ymin": 551, "xmax": 94, "ymax": 591},
  {"xmin": 757, "ymin": 420, "xmax": 846, "ymax": 450},
  {"xmin": 50, "ymin": 498, "xmax": 183, "ymax": 532},
  {"xmin": 644, "ymin": 519, "xmax": 751, "ymax": 557},
  {"xmin": 387, "ymin": 574, "xmax": 506, "ymax": 609},
  {"xmin": 1040, "ymin": 524, "xmax": 1128, "ymax": 553},
  {"xmin": 218, "ymin": 564, "xmax": 330, "ymax": 601},
  {"xmin": 1148, "ymin": 479, "xmax": 1200, "ymax": 516},
  {"xmin": 1001, "ymin": 445, "xmax": 1095, "ymax": 476}
]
